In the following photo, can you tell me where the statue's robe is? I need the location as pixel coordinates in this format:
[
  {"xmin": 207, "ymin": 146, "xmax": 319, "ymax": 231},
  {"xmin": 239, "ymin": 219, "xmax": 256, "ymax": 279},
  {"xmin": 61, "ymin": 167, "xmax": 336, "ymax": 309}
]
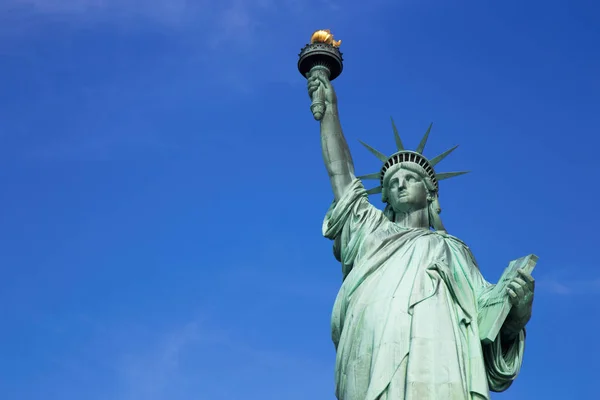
[{"xmin": 323, "ymin": 179, "xmax": 525, "ymax": 400}]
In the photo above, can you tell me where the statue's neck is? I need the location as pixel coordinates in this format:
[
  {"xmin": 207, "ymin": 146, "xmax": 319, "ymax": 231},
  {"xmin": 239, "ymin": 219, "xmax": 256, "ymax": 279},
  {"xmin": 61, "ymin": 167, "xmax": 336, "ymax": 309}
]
[{"xmin": 393, "ymin": 207, "xmax": 429, "ymax": 229}]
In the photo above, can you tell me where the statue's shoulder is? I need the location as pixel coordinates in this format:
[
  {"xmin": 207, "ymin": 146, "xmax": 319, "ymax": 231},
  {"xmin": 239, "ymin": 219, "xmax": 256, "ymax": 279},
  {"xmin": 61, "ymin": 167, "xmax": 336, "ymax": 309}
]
[
  {"xmin": 433, "ymin": 231, "xmax": 480, "ymax": 267},
  {"xmin": 433, "ymin": 231, "xmax": 471, "ymax": 251},
  {"xmin": 410, "ymin": 229, "xmax": 453, "ymax": 247}
]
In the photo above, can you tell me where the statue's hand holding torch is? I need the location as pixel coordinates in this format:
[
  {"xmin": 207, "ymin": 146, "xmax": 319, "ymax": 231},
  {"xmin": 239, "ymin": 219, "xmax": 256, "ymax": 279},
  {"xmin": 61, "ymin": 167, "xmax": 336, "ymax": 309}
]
[
  {"xmin": 298, "ymin": 29, "xmax": 344, "ymax": 121},
  {"xmin": 307, "ymin": 72, "xmax": 337, "ymax": 120}
]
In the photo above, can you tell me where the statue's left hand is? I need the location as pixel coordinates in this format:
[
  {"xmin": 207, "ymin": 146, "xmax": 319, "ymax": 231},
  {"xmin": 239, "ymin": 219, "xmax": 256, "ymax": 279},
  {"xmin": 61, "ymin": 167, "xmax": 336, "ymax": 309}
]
[{"xmin": 506, "ymin": 269, "xmax": 535, "ymax": 325}]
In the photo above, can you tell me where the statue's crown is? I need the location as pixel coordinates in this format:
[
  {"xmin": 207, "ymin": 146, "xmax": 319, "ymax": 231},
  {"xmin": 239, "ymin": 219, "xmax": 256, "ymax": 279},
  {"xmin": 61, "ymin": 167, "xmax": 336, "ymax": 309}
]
[{"xmin": 358, "ymin": 118, "xmax": 469, "ymax": 199}]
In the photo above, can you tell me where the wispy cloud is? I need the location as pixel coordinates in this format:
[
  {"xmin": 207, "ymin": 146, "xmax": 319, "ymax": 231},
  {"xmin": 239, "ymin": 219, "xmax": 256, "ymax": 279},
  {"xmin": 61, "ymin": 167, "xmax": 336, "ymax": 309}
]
[
  {"xmin": 2, "ymin": 0, "xmax": 284, "ymax": 48},
  {"xmin": 113, "ymin": 317, "xmax": 331, "ymax": 400},
  {"xmin": 5, "ymin": 0, "xmax": 195, "ymax": 26},
  {"xmin": 537, "ymin": 277, "xmax": 600, "ymax": 295},
  {"xmin": 0, "ymin": 0, "xmax": 367, "ymax": 160},
  {"xmin": 4, "ymin": 0, "xmax": 302, "ymax": 33},
  {"xmin": 116, "ymin": 321, "xmax": 202, "ymax": 400},
  {"xmin": 536, "ymin": 266, "xmax": 600, "ymax": 295}
]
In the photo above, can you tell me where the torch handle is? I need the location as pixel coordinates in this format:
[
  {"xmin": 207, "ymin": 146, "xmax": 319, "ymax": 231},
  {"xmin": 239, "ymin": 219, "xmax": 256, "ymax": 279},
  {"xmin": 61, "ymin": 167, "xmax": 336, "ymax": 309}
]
[{"xmin": 307, "ymin": 66, "xmax": 331, "ymax": 121}]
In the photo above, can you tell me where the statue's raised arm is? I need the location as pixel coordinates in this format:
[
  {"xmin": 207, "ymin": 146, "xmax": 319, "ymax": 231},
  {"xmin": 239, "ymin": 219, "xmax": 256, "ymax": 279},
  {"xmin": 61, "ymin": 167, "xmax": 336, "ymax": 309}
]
[
  {"xmin": 298, "ymin": 30, "xmax": 354, "ymax": 201},
  {"xmin": 307, "ymin": 74, "xmax": 355, "ymax": 201}
]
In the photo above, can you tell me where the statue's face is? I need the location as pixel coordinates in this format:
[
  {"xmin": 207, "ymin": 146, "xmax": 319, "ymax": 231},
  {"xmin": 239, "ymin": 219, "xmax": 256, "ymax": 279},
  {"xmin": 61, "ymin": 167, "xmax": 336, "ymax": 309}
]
[{"xmin": 386, "ymin": 168, "xmax": 429, "ymax": 213}]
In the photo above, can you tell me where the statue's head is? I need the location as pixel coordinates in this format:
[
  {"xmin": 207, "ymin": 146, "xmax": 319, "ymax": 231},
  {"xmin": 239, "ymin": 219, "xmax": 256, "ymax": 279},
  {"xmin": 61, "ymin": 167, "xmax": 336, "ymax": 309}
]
[
  {"xmin": 382, "ymin": 162, "xmax": 434, "ymax": 213},
  {"xmin": 358, "ymin": 119, "xmax": 469, "ymax": 232}
]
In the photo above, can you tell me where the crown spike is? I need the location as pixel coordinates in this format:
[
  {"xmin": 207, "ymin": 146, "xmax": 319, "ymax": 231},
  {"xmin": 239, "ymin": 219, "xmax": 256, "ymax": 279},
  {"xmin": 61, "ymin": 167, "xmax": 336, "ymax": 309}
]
[
  {"xmin": 357, "ymin": 172, "xmax": 381, "ymax": 180},
  {"xmin": 436, "ymin": 171, "xmax": 470, "ymax": 181},
  {"xmin": 359, "ymin": 140, "xmax": 388, "ymax": 162},
  {"xmin": 415, "ymin": 123, "xmax": 433, "ymax": 154},
  {"xmin": 391, "ymin": 117, "xmax": 404, "ymax": 151},
  {"xmin": 366, "ymin": 186, "xmax": 383, "ymax": 195},
  {"xmin": 430, "ymin": 145, "xmax": 459, "ymax": 166}
]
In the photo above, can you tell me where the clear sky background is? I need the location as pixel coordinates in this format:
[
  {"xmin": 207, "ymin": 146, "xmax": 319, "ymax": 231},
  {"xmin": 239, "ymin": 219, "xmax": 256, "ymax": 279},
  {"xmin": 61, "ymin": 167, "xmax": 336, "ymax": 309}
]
[{"xmin": 1, "ymin": 0, "xmax": 599, "ymax": 399}]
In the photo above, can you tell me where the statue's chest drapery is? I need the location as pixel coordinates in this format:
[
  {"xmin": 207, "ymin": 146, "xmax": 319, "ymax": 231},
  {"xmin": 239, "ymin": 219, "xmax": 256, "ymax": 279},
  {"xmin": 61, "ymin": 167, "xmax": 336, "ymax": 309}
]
[
  {"xmin": 355, "ymin": 224, "xmax": 440, "ymax": 270},
  {"xmin": 364, "ymin": 223, "xmax": 405, "ymax": 247},
  {"xmin": 359, "ymin": 223, "xmax": 414, "ymax": 258},
  {"xmin": 343, "ymin": 226, "xmax": 447, "ymax": 306}
]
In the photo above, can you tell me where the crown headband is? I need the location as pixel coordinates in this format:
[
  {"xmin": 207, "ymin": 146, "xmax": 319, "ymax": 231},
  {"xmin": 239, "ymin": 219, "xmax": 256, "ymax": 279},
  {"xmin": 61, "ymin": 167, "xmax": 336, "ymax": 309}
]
[{"xmin": 357, "ymin": 118, "xmax": 469, "ymax": 199}]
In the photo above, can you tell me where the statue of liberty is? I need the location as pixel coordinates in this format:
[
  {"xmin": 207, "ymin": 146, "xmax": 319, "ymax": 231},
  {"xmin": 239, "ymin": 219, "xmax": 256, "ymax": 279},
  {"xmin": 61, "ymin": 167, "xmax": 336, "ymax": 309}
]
[{"xmin": 301, "ymin": 32, "xmax": 536, "ymax": 400}]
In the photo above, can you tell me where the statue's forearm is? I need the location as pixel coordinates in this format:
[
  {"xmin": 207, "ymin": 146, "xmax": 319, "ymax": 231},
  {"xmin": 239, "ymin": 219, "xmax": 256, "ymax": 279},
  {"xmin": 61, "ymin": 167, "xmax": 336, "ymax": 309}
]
[{"xmin": 321, "ymin": 104, "xmax": 355, "ymax": 201}]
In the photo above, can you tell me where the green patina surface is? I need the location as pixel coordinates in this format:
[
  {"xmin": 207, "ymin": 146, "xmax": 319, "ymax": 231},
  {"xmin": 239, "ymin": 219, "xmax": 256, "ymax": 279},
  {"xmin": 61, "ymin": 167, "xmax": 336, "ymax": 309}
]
[{"xmin": 304, "ymin": 60, "xmax": 535, "ymax": 400}]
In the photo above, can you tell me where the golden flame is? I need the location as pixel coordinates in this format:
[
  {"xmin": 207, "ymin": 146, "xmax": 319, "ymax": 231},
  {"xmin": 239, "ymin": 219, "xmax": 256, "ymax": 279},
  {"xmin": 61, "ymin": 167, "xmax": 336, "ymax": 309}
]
[{"xmin": 310, "ymin": 29, "xmax": 341, "ymax": 48}]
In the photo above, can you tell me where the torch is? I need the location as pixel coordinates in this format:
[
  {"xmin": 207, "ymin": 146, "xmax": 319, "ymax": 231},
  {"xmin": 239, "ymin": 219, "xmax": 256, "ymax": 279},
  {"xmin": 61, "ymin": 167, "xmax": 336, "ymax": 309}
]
[{"xmin": 298, "ymin": 29, "xmax": 344, "ymax": 121}]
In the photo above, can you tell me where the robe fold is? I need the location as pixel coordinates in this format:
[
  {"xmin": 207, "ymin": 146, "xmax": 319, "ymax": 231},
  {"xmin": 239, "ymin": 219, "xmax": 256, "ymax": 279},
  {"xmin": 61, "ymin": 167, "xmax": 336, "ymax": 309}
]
[{"xmin": 323, "ymin": 179, "xmax": 525, "ymax": 400}]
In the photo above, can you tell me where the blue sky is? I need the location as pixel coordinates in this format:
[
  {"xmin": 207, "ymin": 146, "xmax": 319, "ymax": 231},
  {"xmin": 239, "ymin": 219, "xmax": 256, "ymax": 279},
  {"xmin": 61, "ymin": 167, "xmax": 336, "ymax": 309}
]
[{"xmin": 0, "ymin": 0, "xmax": 599, "ymax": 399}]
